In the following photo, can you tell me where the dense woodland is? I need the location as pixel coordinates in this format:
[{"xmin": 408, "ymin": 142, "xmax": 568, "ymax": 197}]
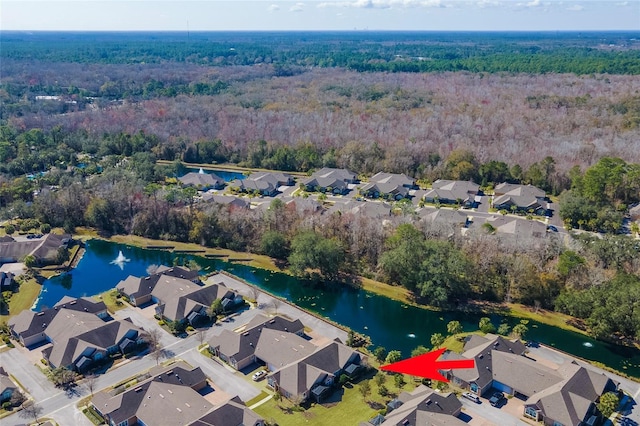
[{"xmin": 1, "ymin": 31, "xmax": 640, "ymax": 342}]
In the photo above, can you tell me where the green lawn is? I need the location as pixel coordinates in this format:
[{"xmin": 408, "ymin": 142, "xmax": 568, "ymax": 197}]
[
  {"xmin": 1, "ymin": 276, "xmax": 42, "ymax": 322},
  {"xmin": 254, "ymin": 382, "xmax": 378, "ymax": 426},
  {"xmin": 254, "ymin": 369, "xmax": 420, "ymax": 426},
  {"xmin": 95, "ymin": 289, "xmax": 127, "ymax": 313}
]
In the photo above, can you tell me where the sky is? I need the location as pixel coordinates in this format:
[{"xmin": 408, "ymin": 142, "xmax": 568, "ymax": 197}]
[{"xmin": 2, "ymin": 0, "xmax": 639, "ymax": 32}]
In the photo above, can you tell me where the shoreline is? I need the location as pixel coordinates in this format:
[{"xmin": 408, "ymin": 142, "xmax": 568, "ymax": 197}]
[
  {"xmin": 15, "ymin": 229, "xmax": 638, "ymax": 381},
  {"xmin": 85, "ymin": 231, "xmax": 593, "ymax": 337}
]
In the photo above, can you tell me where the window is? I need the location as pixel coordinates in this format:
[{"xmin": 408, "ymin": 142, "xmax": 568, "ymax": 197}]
[
  {"xmin": 470, "ymin": 383, "xmax": 479, "ymax": 393},
  {"xmin": 553, "ymin": 422, "xmax": 564, "ymax": 426},
  {"xmin": 525, "ymin": 407, "xmax": 538, "ymax": 419},
  {"xmin": 116, "ymin": 421, "xmax": 128, "ymax": 426}
]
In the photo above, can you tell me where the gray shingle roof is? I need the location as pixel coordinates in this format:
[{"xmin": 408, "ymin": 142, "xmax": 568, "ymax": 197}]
[
  {"xmin": 425, "ymin": 180, "xmax": 480, "ymax": 202},
  {"xmin": 381, "ymin": 385, "xmax": 464, "ymax": 426},
  {"xmin": 369, "ymin": 172, "xmax": 416, "ymax": 187},
  {"xmin": 189, "ymin": 396, "xmax": 264, "ymax": 426},
  {"xmin": 526, "ymin": 362, "xmax": 617, "ymax": 426},
  {"xmin": 254, "ymin": 329, "xmax": 315, "ymax": 370},
  {"xmin": 9, "ymin": 296, "xmax": 107, "ymax": 340},
  {"xmin": 43, "ymin": 309, "xmax": 143, "ymax": 368},
  {"xmin": 92, "ymin": 362, "xmax": 209, "ymax": 425},
  {"xmin": 179, "ymin": 172, "xmax": 224, "ymax": 188},
  {"xmin": 209, "ymin": 314, "xmax": 306, "ymax": 365}
]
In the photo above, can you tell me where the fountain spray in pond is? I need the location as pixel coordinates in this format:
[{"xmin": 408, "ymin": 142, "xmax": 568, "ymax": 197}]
[{"xmin": 111, "ymin": 250, "xmax": 130, "ymax": 270}]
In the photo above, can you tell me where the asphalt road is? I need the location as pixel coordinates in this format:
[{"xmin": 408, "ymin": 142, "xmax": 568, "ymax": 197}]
[
  {"xmin": 2, "ymin": 280, "xmax": 348, "ymax": 426},
  {"xmin": 460, "ymin": 397, "xmax": 531, "ymax": 426}
]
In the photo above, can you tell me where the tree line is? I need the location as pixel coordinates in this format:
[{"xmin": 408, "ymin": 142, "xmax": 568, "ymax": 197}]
[{"xmin": 1, "ymin": 147, "xmax": 638, "ymax": 340}]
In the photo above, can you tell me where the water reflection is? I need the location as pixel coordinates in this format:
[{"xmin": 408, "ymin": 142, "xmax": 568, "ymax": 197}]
[{"xmin": 35, "ymin": 239, "xmax": 640, "ymax": 378}]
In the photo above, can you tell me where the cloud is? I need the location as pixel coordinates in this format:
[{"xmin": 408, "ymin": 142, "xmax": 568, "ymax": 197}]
[
  {"xmin": 317, "ymin": 0, "xmax": 445, "ymax": 9},
  {"xmin": 267, "ymin": 4, "xmax": 280, "ymax": 12},
  {"xmin": 615, "ymin": 1, "xmax": 628, "ymax": 5},
  {"xmin": 566, "ymin": 3, "xmax": 583, "ymax": 11},
  {"xmin": 289, "ymin": 2, "xmax": 304, "ymax": 11},
  {"xmin": 525, "ymin": 0, "xmax": 541, "ymax": 7},
  {"xmin": 476, "ymin": 0, "xmax": 501, "ymax": 8}
]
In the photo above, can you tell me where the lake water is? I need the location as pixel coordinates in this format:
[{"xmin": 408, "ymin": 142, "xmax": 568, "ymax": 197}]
[
  {"xmin": 36, "ymin": 239, "xmax": 640, "ymax": 377},
  {"xmin": 183, "ymin": 168, "xmax": 245, "ymax": 182}
]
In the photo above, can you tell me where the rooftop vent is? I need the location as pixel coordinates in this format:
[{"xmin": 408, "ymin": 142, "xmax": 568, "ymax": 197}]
[
  {"xmin": 176, "ymin": 407, "xmax": 182, "ymax": 412},
  {"xmin": 145, "ymin": 277, "xmax": 150, "ymax": 280},
  {"xmin": 134, "ymin": 387, "xmax": 143, "ymax": 392},
  {"xmin": 269, "ymin": 320, "xmax": 276, "ymax": 324},
  {"xmin": 242, "ymin": 332, "xmax": 250, "ymax": 336},
  {"xmin": 37, "ymin": 312, "xmax": 45, "ymax": 316},
  {"xmin": 70, "ymin": 301, "xmax": 77, "ymax": 305}
]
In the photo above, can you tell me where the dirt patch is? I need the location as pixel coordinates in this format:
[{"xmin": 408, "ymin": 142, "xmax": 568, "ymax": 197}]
[{"xmin": 202, "ymin": 385, "xmax": 232, "ymax": 405}]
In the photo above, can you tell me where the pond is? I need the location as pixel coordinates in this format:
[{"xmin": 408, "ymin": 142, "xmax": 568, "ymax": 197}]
[
  {"xmin": 183, "ymin": 167, "xmax": 245, "ymax": 182},
  {"xmin": 36, "ymin": 239, "xmax": 640, "ymax": 378}
]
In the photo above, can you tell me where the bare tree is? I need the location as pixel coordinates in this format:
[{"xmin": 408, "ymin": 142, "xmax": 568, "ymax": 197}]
[
  {"xmin": 246, "ymin": 285, "xmax": 260, "ymax": 304},
  {"xmin": 20, "ymin": 401, "xmax": 43, "ymax": 424},
  {"xmin": 84, "ymin": 373, "xmax": 99, "ymax": 397},
  {"xmin": 144, "ymin": 328, "xmax": 164, "ymax": 365},
  {"xmin": 196, "ymin": 329, "xmax": 207, "ymax": 347},
  {"xmin": 271, "ymin": 298, "xmax": 282, "ymax": 316}
]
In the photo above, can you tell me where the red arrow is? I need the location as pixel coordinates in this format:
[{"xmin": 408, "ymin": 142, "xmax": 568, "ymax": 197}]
[{"xmin": 380, "ymin": 348, "xmax": 475, "ymax": 382}]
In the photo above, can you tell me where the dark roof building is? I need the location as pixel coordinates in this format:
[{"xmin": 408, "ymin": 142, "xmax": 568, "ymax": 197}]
[
  {"xmin": 424, "ymin": 180, "xmax": 480, "ymax": 206},
  {"xmin": 179, "ymin": 171, "xmax": 225, "ymax": 190},
  {"xmin": 378, "ymin": 385, "xmax": 465, "ymax": 426}
]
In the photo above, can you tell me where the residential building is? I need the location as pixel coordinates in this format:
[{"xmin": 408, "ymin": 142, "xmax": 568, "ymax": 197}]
[
  {"xmin": 0, "ymin": 233, "xmax": 71, "ymax": 265},
  {"xmin": 0, "ymin": 271, "xmax": 13, "ymax": 289},
  {"xmin": 117, "ymin": 269, "xmax": 242, "ymax": 325},
  {"xmin": 200, "ymin": 193, "xmax": 249, "ymax": 209},
  {"xmin": 360, "ymin": 172, "xmax": 417, "ymax": 200},
  {"xmin": 424, "ymin": 180, "xmax": 480, "ymax": 207},
  {"xmin": 188, "ymin": 396, "xmax": 264, "ymax": 426},
  {"xmin": 229, "ymin": 172, "xmax": 294, "ymax": 196},
  {"xmin": 362, "ymin": 385, "xmax": 465, "ymax": 426},
  {"xmin": 492, "ymin": 183, "xmax": 547, "ymax": 215},
  {"xmin": 254, "ymin": 328, "xmax": 316, "ymax": 372},
  {"xmin": 9, "ymin": 297, "xmax": 144, "ymax": 371},
  {"xmin": 267, "ymin": 340, "xmax": 366, "ymax": 403},
  {"xmin": 441, "ymin": 334, "xmax": 618, "ymax": 426},
  {"xmin": 523, "ymin": 361, "xmax": 618, "ymax": 426},
  {"xmin": 93, "ymin": 362, "xmax": 263, "ymax": 426},
  {"xmin": 302, "ymin": 168, "xmax": 358, "ymax": 194},
  {"xmin": 470, "ymin": 216, "xmax": 549, "ymax": 242},
  {"xmin": 208, "ymin": 314, "xmax": 305, "ymax": 371},
  {"xmin": 440, "ymin": 334, "xmax": 527, "ymax": 396},
  {"xmin": 179, "ymin": 171, "xmax": 225, "ymax": 190},
  {"xmin": 116, "ymin": 265, "xmax": 200, "ymax": 306},
  {"xmin": 0, "ymin": 367, "xmax": 17, "ymax": 403}
]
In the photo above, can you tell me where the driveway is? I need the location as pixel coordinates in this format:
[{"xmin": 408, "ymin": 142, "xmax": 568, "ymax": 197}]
[
  {"xmin": 208, "ymin": 274, "xmax": 348, "ymax": 342},
  {"xmin": 0, "ymin": 345, "xmax": 59, "ymax": 401},
  {"xmin": 114, "ymin": 305, "xmax": 180, "ymax": 348},
  {"xmin": 460, "ymin": 397, "xmax": 530, "ymax": 426}
]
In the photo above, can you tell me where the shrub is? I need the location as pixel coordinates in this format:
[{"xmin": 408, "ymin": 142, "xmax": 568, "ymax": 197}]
[
  {"xmin": 4, "ymin": 224, "xmax": 15, "ymax": 235},
  {"xmin": 378, "ymin": 384, "xmax": 389, "ymax": 396},
  {"xmin": 2, "ymin": 401, "xmax": 11, "ymax": 410},
  {"xmin": 40, "ymin": 223, "xmax": 52, "ymax": 234},
  {"xmin": 158, "ymin": 320, "xmax": 165, "ymax": 326}
]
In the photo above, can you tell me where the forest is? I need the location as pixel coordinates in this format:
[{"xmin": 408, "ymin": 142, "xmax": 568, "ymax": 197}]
[{"xmin": 1, "ymin": 31, "xmax": 640, "ymax": 342}]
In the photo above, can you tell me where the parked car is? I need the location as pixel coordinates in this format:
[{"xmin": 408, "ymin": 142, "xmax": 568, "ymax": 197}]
[
  {"xmin": 489, "ymin": 391, "xmax": 505, "ymax": 407},
  {"xmin": 462, "ymin": 392, "xmax": 481, "ymax": 403},
  {"xmin": 547, "ymin": 225, "xmax": 558, "ymax": 232},
  {"xmin": 252, "ymin": 370, "xmax": 267, "ymax": 381}
]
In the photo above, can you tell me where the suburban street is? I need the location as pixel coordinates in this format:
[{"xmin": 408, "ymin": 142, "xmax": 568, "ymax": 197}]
[{"xmin": 0, "ymin": 278, "xmax": 346, "ymax": 426}]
